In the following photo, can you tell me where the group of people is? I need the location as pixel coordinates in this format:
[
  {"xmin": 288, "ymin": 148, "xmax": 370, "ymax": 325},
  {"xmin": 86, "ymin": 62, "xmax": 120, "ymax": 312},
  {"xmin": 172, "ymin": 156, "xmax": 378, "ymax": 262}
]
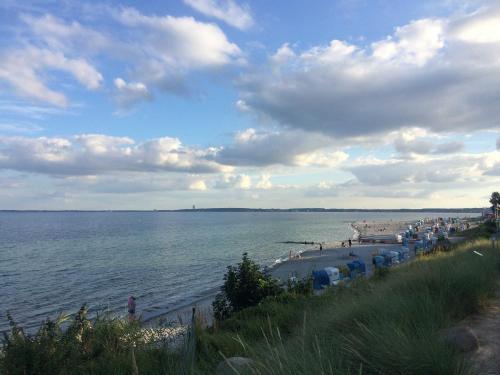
[
  {"xmin": 341, "ymin": 238, "xmax": 352, "ymax": 248},
  {"xmin": 318, "ymin": 238, "xmax": 353, "ymax": 255}
]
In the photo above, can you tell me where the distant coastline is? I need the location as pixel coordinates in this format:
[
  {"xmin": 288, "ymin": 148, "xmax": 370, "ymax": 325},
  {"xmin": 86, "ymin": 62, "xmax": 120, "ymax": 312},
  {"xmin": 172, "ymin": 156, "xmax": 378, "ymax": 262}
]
[{"xmin": 0, "ymin": 208, "xmax": 484, "ymax": 213}]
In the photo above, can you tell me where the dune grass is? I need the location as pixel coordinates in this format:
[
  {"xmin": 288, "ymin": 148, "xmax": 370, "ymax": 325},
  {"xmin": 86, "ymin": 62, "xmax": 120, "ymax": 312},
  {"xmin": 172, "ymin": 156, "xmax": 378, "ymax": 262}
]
[
  {"xmin": 2, "ymin": 226, "xmax": 499, "ymax": 374},
  {"xmin": 195, "ymin": 236, "xmax": 499, "ymax": 374}
]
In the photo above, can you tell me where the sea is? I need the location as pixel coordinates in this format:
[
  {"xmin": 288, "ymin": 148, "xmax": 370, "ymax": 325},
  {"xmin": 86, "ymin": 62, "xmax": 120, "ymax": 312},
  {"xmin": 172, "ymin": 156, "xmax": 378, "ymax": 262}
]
[{"xmin": 0, "ymin": 210, "xmax": 479, "ymax": 333}]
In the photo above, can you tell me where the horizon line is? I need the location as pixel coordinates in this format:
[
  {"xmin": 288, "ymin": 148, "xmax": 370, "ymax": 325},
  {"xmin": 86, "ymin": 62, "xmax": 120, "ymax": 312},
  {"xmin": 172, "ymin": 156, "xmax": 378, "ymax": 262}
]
[{"xmin": 0, "ymin": 207, "xmax": 485, "ymax": 212}]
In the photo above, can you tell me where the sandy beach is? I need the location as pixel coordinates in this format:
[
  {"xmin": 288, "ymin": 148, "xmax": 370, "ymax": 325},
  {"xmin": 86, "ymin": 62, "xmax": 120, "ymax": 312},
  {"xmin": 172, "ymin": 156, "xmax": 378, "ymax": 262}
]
[
  {"xmin": 271, "ymin": 243, "xmax": 403, "ymax": 281},
  {"xmin": 145, "ymin": 218, "xmax": 419, "ymax": 328},
  {"xmin": 143, "ymin": 215, "xmax": 475, "ymax": 329}
]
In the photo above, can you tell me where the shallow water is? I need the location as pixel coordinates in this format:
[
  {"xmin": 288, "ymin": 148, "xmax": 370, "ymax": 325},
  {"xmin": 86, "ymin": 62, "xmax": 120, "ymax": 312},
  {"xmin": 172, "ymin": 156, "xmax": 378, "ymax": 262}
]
[{"xmin": 0, "ymin": 211, "xmax": 478, "ymax": 332}]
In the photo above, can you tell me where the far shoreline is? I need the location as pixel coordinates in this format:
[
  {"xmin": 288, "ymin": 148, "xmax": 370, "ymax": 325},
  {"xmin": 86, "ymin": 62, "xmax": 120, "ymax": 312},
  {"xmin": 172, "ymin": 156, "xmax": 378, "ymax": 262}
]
[{"xmin": 0, "ymin": 208, "xmax": 484, "ymax": 213}]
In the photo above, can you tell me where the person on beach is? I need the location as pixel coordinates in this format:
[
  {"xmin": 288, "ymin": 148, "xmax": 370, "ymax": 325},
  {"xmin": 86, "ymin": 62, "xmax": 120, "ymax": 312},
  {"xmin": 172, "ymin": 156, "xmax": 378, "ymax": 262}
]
[
  {"xmin": 128, "ymin": 296, "xmax": 136, "ymax": 323},
  {"xmin": 319, "ymin": 243, "xmax": 323, "ymax": 254},
  {"xmin": 348, "ymin": 238, "xmax": 352, "ymax": 247}
]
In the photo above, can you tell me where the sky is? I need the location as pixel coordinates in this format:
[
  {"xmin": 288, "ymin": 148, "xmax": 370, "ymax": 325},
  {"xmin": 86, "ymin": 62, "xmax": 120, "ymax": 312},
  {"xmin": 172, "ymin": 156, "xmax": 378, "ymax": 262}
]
[{"xmin": 0, "ymin": 0, "xmax": 499, "ymax": 210}]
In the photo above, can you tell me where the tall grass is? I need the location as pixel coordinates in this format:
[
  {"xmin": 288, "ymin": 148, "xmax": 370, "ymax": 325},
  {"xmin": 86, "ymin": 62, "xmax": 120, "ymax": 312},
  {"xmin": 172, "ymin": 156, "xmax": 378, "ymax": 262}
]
[
  {"xmin": 0, "ymin": 305, "xmax": 184, "ymax": 374},
  {"xmin": 2, "ymin": 231, "xmax": 498, "ymax": 374},
  {"xmin": 196, "ymin": 238, "xmax": 500, "ymax": 374}
]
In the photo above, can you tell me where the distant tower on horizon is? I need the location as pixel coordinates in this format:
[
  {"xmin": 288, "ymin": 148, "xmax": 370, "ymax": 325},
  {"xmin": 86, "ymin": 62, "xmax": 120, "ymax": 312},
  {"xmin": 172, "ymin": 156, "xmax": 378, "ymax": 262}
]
[{"xmin": 192, "ymin": 204, "xmax": 196, "ymax": 210}]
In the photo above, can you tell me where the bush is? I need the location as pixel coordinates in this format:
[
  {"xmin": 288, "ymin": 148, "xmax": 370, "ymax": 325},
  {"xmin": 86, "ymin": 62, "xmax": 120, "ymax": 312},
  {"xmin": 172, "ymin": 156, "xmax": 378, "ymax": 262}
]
[
  {"xmin": 0, "ymin": 305, "xmax": 181, "ymax": 374},
  {"xmin": 287, "ymin": 276, "xmax": 313, "ymax": 296},
  {"xmin": 213, "ymin": 253, "xmax": 282, "ymax": 321},
  {"xmin": 373, "ymin": 265, "xmax": 390, "ymax": 279}
]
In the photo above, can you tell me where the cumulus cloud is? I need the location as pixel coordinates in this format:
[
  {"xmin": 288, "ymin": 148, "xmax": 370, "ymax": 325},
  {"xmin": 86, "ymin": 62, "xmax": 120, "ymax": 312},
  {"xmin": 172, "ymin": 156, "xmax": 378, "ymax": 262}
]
[
  {"xmin": 394, "ymin": 137, "xmax": 464, "ymax": 155},
  {"xmin": 61, "ymin": 173, "xmax": 209, "ymax": 194},
  {"xmin": 0, "ymin": 134, "xmax": 230, "ymax": 176},
  {"xmin": 0, "ymin": 47, "xmax": 102, "ymax": 107},
  {"xmin": 237, "ymin": 5, "xmax": 500, "ymax": 139},
  {"xmin": 346, "ymin": 152, "xmax": 493, "ymax": 186},
  {"xmin": 1, "ymin": 8, "xmax": 241, "ymax": 108},
  {"xmin": 256, "ymin": 174, "xmax": 272, "ymax": 189},
  {"xmin": 214, "ymin": 173, "xmax": 252, "ymax": 189},
  {"xmin": 113, "ymin": 78, "xmax": 151, "ymax": 109},
  {"xmin": 189, "ymin": 180, "xmax": 208, "ymax": 191},
  {"xmin": 183, "ymin": 0, "xmax": 253, "ymax": 30},
  {"xmin": 116, "ymin": 7, "xmax": 241, "ymax": 69},
  {"xmin": 449, "ymin": 4, "xmax": 500, "ymax": 43},
  {"xmin": 216, "ymin": 128, "xmax": 348, "ymax": 167}
]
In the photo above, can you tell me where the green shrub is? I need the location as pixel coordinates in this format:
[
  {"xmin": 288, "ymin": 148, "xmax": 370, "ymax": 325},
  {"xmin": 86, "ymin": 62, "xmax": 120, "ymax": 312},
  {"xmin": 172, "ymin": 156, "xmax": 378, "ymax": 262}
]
[
  {"xmin": 373, "ymin": 265, "xmax": 390, "ymax": 279},
  {"xmin": 213, "ymin": 253, "xmax": 282, "ymax": 321},
  {"xmin": 287, "ymin": 276, "xmax": 314, "ymax": 296},
  {"xmin": 0, "ymin": 305, "xmax": 181, "ymax": 375}
]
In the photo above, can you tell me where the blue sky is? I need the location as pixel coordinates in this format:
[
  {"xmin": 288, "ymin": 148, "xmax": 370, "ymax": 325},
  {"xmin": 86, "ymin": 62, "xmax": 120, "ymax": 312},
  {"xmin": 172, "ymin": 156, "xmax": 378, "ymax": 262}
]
[{"xmin": 0, "ymin": 0, "xmax": 499, "ymax": 209}]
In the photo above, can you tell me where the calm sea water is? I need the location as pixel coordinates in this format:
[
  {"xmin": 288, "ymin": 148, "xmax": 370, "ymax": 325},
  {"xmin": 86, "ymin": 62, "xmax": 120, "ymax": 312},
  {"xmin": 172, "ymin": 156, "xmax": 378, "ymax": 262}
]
[{"xmin": 0, "ymin": 211, "xmax": 478, "ymax": 332}]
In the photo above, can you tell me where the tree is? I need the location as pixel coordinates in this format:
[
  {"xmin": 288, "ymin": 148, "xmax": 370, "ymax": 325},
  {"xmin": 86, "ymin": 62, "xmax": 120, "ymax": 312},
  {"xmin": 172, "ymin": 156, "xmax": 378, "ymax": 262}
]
[
  {"xmin": 490, "ymin": 192, "xmax": 500, "ymax": 219},
  {"xmin": 212, "ymin": 253, "xmax": 282, "ymax": 320}
]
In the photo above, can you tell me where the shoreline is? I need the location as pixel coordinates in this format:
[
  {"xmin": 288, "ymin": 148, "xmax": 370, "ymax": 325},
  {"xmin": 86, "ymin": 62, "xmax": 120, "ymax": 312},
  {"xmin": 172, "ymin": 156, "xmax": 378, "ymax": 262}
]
[
  {"xmin": 143, "ymin": 214, "xmax": 476, "ymax": 329},
  {"xmin": 142, "ymin": 219, "xmax": 403, "ymax": 328},
  {"xmin": 142, "ymin": 221, "xmax": 359, "ymax": 327}
]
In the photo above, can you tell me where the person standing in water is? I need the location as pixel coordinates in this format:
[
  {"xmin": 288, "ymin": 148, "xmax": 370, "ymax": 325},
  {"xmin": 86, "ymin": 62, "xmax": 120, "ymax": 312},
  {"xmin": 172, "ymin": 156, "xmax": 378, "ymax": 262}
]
[
  {"xmin": 348, "ymin": 238, "xmax": 352, "ymax": 247},
  {"xmin": 128, "ymin": 296, "xmax": 136, "ymax": 323},
  {"xmin": 319, "ymin": 243, "xmax": 323, "ymax": 255}
]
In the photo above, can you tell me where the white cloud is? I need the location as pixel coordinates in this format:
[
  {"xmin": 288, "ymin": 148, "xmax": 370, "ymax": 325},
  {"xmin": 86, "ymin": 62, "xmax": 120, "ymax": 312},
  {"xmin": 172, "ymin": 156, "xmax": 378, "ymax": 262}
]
[
  {"xmin": 0, "ymin": 47, "xmax": 102, "ymax": 107},
  {"xmin": 183, "ymin": 0, "xmax": 253, "ymax": 30},
  {"xmin": 237, "ymin": 5, "xmax": 500, "ymax": 139},
  {"xmin": 450, "ymin": 5, "xmax": 500, "ymax": 43},
  {"xmin": 21, "ymin": 13, "xmax": 111, "ymax": 53},
  {"xmin": 113, "ymin": 77, "xmax": 151, "ymax": 109},
  {"xmin": 216, "ymin": 127, "xmax": 348, "ymax": 167},
  {"xmin": 256, "ymin": 174, "xmax": 272, "ymax": 189},
  {"xmin": 189, "ymin": 180, "xmax": 208, "ymax": 191},
  {"xmin": 214, "ymin": 174, "xmax": 252, "ymax": 189},
  {"xmin": 116, "ymin": 7, "xmax": 241, "ymax": 69},
  {"xmin": 0, "ymin": 134, "xmax": 231, "ymax": 176},
  {"xmin": 0, "ymin": 100, "xmax": 70, "ymax": 119},
  {"xmin": 294, "ymin": 150, "xmax": 348, "ymax": 167},
  {"xmin": 58, "ymin": 173, "xmax": 207, "ymax": 194},
  {"xmin": 394, "ymin": 137, "xmax": 464, "ymax": 155},
  {"xmin": 1, "ymin": 9, "xmax": 241, "ymax": 108},
  {"xmin": 371, "ymin": 19, "xmax": 445, "ymax": 66},
  {"xmin": 346, "ymin": 151, "xmax": 496, "ymax": 186},
  {"xmin": 0, "ymin": 122, "xmax": 43, "ymax": 134}
]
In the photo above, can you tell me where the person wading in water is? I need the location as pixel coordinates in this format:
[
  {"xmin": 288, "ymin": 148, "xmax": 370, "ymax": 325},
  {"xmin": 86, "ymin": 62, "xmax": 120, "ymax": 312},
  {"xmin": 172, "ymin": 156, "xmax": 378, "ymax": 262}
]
[{"xmin": 128, "ymin": 296, "xmax": 136, "ymax": 323}]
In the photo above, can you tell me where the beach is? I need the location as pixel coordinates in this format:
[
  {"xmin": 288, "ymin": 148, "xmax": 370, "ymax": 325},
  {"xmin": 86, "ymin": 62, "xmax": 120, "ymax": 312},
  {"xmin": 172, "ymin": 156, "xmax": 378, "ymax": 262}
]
[
  {"xmin": 0, "ymin": 211, "xmax": 477, "ymax": 333},
  {"xmin": 144, "ymin": 241, "xmax": 406, "ymax": 328},
  {"xmin": 148, "ymin": 215, "xmax": 476, "ymax": 330},
  {"xmin": 145, "ymin": 218, "xmax": 419, "ymax": 328}
]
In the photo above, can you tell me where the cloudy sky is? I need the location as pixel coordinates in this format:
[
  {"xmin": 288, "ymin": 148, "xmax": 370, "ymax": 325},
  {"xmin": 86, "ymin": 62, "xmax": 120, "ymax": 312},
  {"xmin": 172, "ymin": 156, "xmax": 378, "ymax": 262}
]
[{"xmin": 0, "ymin": 0, "xmax": 499, "ymax": 209}]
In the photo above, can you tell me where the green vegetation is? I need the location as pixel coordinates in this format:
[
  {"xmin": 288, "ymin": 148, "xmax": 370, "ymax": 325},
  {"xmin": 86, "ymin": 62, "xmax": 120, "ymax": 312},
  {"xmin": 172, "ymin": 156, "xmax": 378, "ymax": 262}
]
[
  {"xmin": 213, "ymin": 252, "xmax": 283, "ymax": 321},
  {"xmin": 1, "ymin": 305, "xmax": 183, "ymax": 374},
  {"xmin": 2, "ymin": 223, "xmax": 499, "ymax": 374},
  {"xmin": 460, "ymin": 220, "xmax": 496, "ymax": 240},
  {"xmin": 490, "ymin": 191, "xmax": 500, "ymax": 217}
]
